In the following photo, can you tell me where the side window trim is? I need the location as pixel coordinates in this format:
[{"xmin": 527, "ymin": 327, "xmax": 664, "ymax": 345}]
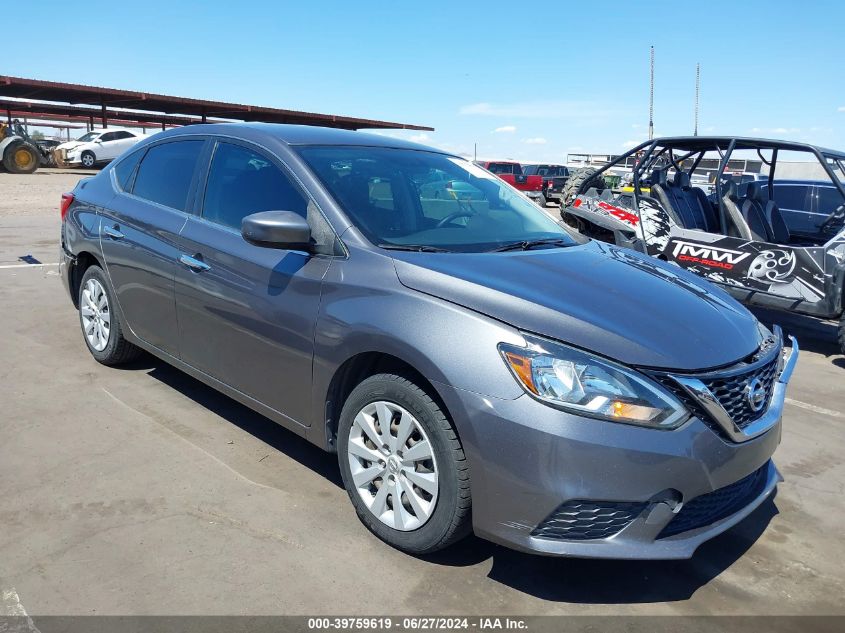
[
  {"xmin": 194, "ymin": 135, "xmax": 343, "ymax": 255},
  {"xmin": 110, "ymin": 147, "xmax": 147, "ymax": 194}
]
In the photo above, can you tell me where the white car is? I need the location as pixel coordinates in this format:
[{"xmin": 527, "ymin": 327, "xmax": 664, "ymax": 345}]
[{"xmin": 56, "ymin": 128, "xmax": 142, "ymax": 168}]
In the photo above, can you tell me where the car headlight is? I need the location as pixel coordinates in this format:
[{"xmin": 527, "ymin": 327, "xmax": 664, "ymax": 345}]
[{"xmin": 499, "ymin": 335, "xmax": 689, "ymax": 429}]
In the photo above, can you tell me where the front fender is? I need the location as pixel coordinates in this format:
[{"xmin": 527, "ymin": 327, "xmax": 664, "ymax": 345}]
[{"xmin": 306, "ymin": 248, "xmax": 526, "ymax": 449}]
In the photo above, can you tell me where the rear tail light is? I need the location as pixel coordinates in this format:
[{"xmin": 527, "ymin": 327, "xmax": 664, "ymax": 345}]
[{"xmin": 60, "ymin": 193, "xmax": 74, "ymax": 221}]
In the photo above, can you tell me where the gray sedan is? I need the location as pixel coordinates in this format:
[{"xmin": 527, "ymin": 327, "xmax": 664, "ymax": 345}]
[{"xmin": 59, "ymin": 123, "xmax": 797, "ymax": 558}]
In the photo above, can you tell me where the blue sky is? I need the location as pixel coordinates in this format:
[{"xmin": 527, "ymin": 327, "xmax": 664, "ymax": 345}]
[{"xmin": 12, "ymin": 0, "xmax": 845, "ymax": 161}]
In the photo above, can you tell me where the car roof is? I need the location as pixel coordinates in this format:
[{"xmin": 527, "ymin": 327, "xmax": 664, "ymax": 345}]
[
  {"xmin": 645, "ymin": 136, "xmax": 845, "ymax": 159},
  {"xmin": 149, "ymin": 122, "xmax": 452, "ymax": 154}
]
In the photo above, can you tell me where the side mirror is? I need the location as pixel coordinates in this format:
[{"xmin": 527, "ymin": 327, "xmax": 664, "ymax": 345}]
[{"xmin": 242, "ymin": 210, "xmax": 311, "ymax": 249}]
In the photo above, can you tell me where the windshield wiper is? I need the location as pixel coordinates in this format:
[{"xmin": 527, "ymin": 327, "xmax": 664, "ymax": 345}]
[
  {"xmin": 378, "ymin": 243, "xmax": 451, "ymax": 253},
  {"xmin": 487, "ymin": 238, "xmax": 572, "ymax": 252}
]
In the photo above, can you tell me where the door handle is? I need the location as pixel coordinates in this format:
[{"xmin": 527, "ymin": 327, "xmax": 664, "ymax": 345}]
[
  {"xmin": 179, "ymin": 253, "xmax": 211, "ymax": 272},
  {"xmin": 104, "ymin": 225, "xmax": 124, "ymax": 240}
]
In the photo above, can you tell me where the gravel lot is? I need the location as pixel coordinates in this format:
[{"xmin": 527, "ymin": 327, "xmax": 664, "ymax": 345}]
[{"xmin": 1, "ymin": 169, "xmax": 843, "ymax": 617}]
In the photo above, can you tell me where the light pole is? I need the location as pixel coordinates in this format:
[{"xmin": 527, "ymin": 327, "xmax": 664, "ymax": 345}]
[{"xmin": 648, "ymin": 46, "xmax": 654, "ymax": 141}]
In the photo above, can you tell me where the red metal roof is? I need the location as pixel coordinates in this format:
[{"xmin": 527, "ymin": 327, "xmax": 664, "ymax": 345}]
[{"xmin": 0, "ymin": 75, "xmax": 433, "ymax": 131}]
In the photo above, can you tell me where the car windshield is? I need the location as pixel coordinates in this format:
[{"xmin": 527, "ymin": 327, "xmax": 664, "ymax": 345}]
[
  {"xmin": 76, "ymin": 132, "xmax": 99, "ymax": 142},
  {"xmin": 298, "ymin": 147, "xmax": 574, "ymax": 253}
]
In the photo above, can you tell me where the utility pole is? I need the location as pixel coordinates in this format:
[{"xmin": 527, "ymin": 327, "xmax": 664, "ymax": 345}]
[
  {"xmin": 648, "ymin": 46, "xmax": 654, "ymax": 141},
  {"xmin": 694, "ymin": 63, "xmax": 700, "ymax": 136}
]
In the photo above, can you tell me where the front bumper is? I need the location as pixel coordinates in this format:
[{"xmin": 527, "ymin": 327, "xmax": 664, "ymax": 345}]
[{"xmin": 434, "ymin": 342, "xmax": 796, "ymax": 559}]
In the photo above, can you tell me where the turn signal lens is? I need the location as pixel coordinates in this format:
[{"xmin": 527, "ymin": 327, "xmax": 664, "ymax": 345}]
[{"xmin": 503, "ymin": 351, "xmax": 538, "ymax": 394}]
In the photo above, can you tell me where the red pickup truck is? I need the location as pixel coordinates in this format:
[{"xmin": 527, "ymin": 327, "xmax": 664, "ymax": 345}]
[{"xmin": 476, "ymin": 161, "xmax": 546, "ymax": 206}]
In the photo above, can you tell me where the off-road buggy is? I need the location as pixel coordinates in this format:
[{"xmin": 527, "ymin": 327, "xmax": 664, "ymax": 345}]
[{"xmin": 561, "ymin": 137, "xmax": 845, "ymax": 353}]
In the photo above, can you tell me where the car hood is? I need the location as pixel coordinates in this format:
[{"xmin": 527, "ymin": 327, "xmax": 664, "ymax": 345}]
[
  {"xmin": 390, "ymin": 240, "xmax": 762, "ymax": 371},
  {"xmin": 56, "ymin": 141, "xmax": 86, "ymax": 151}
]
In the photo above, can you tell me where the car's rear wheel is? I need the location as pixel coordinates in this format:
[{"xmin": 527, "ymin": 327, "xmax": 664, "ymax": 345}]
[
  {"xmin": 838, "ymin": 311, "xmax": 845, "ymax": 355},
  {"xmin": 78, "ymin": 265, "xmax": 142, "ymax": 365},
  {"xmin": 3, "ymin": 142, "xmax": 39, "ymax": 174},
  {"xmin": 337, "ymin": 373, "xmax": 471, "ymax": 554},
  {"xmin": 536, "ymin": 194, "xmax": 547, "ymax": 207},
  {"xmin": 80, "ymin": 151, "xmax": 96, "ymax": 168}
]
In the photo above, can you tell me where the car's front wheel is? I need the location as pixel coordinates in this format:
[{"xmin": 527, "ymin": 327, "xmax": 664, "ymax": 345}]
[
  {"xmin": 78, "ymin": 265, "xmax": 142, "ymax": 365},
  {"xmin": 337, "ymin": 373, "xmax": 471, "ymax": 554},
  {"xmin": 80, "ymin": 151, "xmax": 96, "ymax": 168}
]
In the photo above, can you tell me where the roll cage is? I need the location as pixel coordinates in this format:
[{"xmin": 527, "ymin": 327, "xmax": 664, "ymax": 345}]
[{"xmin": 576, "ymin": 137, "xmax": 845, "ymax": 243}]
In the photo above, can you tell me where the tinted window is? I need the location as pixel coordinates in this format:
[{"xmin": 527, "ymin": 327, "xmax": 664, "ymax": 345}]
[
  {"xmin": 771, "ymin": 184, "xmax": 810, "ymax": 210},
  {"xmin": 487, "ymin": 163, "xmax": 516, "ymax": 175},
  {"xmin": 816, "ymin": 185, "xmax": 845, "ymax": 215},
  {"xmin": 112, "ymin": 131, "xmax": 135, "ymax": 140},
  {"xmin": 202, "ymin": 142, "xmax": 307, "ymax": 230},
  {"xmin": 99, "ymin": 132, "xmax": 118, "ymax": 142},
  {"xmin": 113, "ymin": 149, "xmax": 145, "ymax": 191},
  {"xmin": 132, "ymin": 140, "xmax": 204, "ymax": 211}
]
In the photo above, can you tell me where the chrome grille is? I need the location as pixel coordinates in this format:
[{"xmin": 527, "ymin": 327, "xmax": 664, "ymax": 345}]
[
  {"xmin": 648, "ymin": 329, "xmax": 786, "ymax": 442},
  {"xmin": 531, "ymin": 500, "xmax": 647, "ymax": 540},
  {"xmin": 700, "ymin": 355, "xmax": 779, "ymax": 429}
]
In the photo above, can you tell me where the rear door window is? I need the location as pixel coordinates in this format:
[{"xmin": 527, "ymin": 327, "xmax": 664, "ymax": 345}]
[
  {"xmin": 113, "ymin": 149, "xmax": 145, "ymax": 191},
  {"xmin": 131, "ymin": 140, "xmax": 204, "ymax": 212}
]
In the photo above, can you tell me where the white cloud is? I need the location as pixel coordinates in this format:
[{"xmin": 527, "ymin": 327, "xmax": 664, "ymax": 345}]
[
  {"xmin": 621, "ymin": 139, "xmax": 640, "ymax": 148},
  {"xmin": 749, "ymin": 127, "xmax": 800, "ymax": 135},
  {"xmin": 838, "ymin": 106, "xmax": 845, "ymax": 112},
  {"xmin": 568, "ymin": 145, "xmax": 584, "ymax": 152},
  {"xmin": 409, "ymin": 133, "xmax": 430, "ymax": 143},
  {"xmin": 459, "ymin": 100, "xmax": 623, "ymax": 119},
  {"xmin": 523, "ymin": 137, "xmax": 547, "ymax": 145},
  {"xmin": 493, "ymin": 125, "xmax": 516, "ymax": 133}
]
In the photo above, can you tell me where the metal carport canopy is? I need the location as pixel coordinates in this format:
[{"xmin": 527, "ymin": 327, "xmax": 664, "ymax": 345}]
[{"xmin": 0, "ymin": 75, "xmax": 433, "ymax": 131}]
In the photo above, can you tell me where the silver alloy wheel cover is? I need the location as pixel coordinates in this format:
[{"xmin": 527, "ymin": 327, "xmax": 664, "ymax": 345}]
[
  {"xmin": 347, "ymin": 400, "xmax": 439, "ymax": 531},
  {"xmin": 81, "ymin": 153, "xmax": 94, "ymax": 167},
  {"xmin": 80, "ymin": 278, "xmax": 111, "ymax": 351}
]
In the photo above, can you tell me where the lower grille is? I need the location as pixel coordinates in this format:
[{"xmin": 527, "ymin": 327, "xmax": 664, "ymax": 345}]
[
  {"xmin": 531, "ymin": 500, "xmax": 647, "ymax": 540},
  {"xmin": 658, "ymin": 463, "xmax": 770, "ymax": 538}
]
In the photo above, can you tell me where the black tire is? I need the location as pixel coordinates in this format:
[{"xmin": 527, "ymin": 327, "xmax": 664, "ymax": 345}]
[
  {"xmin": 80, "ymin": 151, "xmax": 97, "ymax": 169},
  {"xmin": 78, "ymin": 265, "xmax": 142, "ymax": 365},
  {"xmin": 3, "ymin": 142, "xmax": 39, "ymax": 174},
  {"xmin": 536, "ymin": 194, "xmax": 547, "ymax": 207},
  {"xmin": 838, "ymin": 312, "xmax": 845, "ymax": 356},
  {"xmin": 560, "ymin": 167, "xmax": 608, "ymax": 206},
  {"xmin": 337, "ymin": 373, "xmax": 471, "ymax": 554}
]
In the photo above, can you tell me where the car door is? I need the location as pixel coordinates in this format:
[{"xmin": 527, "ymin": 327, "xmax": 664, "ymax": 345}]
[
  {"xmin": 99, "ymin": 138, "xmax": 207, "ymax": 357},
  {"xmin": 174, "ymin": 139, "xmax": 334, "ymax": 425},
  {"xmin": 771, "ymin": 183, "xmax": 814, "ymax": 237},
  {"xmin": 96, "ymin": 131, "xmax": 122, "ymax": 160},
  {"xmin": 107, "ymin": 131, "xmax": 137, "ymax": 157}
]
